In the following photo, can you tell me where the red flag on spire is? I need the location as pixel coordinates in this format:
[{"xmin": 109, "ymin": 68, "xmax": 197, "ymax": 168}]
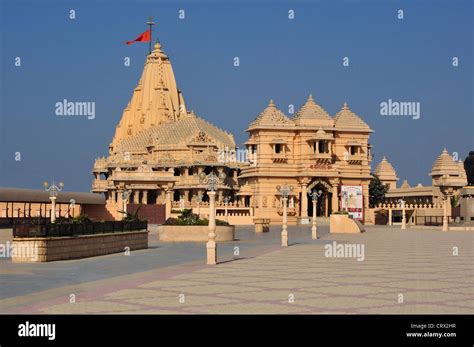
[{"xmin": 125, "ymin": 29, "xmax": 151, "ymax": 45}]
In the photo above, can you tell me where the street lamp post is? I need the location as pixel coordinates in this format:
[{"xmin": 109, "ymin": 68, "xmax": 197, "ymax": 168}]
[
  {"xmin": 442, "ymin": 196, "xmax": 449, "ymax": 231},
  {"xmin": 224, "ymin": 196, "xmax": 230, "ymax": 221},
  {"xmin": 122, "ymin": 190, "xmax": 130, "ymax": 217},
  {"xmin": 199, "ymin": 170, "xmax": 227, "ymax": 265},
  {"xmin": 399, "ymin": 199, "xmax": 406, "ymax": 230},
  {"xmin": 309, "ymin": 189, "xmax": 322, "ymax": 239},
  {"xmin": 441, "ymin": 188, "xmax": 453, "ymax": 232},
  {"xmin": 43, "ymin": 181, "xmax": 64, "ymax": 223},
  {"xmin": 277, "ymin": 184, "xmax": 294, "ymax": 247}
]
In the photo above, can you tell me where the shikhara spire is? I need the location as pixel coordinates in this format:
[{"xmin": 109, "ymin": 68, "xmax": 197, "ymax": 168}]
[{"xmin": 111, "ymin": 39, "xmax": 188, "ymax": 151}]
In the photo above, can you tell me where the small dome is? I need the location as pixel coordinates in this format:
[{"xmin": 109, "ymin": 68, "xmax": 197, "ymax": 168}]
[
  {"xmin": 248, "ymin": 99, "xmax": 294, "ymax": 129},
  {"xmin": 293, "ymin": 94, "xmax": 332, "ymax": 126},
  {"xmin": 374, "ymin": 156, "xmax": 398, "ymax": 182},
  {"xmin": 430, "ymin": 148, "xmax": 463, "ymax": 177},
  {"xmin": 400, "ymin": 180, "xmax": 410, "ymax": 188},
  {"xmin": 334, "ymin": 102, "xmax": 371, "ymax": 131}
]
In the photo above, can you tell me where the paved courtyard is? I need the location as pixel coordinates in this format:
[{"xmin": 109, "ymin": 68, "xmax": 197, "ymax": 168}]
[{"xmin": 0, "ymin": 225, "xmax": 472, "ymax": 314}]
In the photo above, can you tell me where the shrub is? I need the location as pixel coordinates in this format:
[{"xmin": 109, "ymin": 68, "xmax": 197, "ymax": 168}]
[{"xmin": 164, "ymin": 209, "xmax": 229, "ymax": 226}]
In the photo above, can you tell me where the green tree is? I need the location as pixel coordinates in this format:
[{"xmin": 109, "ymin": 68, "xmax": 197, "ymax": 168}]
[{"xmin": 369, "ymin": 174, "xmax": 389, "ymax": 207}]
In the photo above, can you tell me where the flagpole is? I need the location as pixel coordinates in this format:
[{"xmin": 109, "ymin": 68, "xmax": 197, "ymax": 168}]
[{"xmin": 146, "ymin": 17, "xmax": 155, "ymax": 55}]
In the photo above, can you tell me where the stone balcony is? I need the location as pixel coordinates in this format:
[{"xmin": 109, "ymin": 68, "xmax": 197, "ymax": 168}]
[
  {"xmin": 347, "ymin": 155, "xmax": 366, "ymax": 164},
  {"xmin": 91, "ymin": 180, "xmax": 109, "ymax": 192},
  {"xmin": 277, "ymin": 207, "xmax": 297, "ymax": 216},
  {"xmin": 93, "ymin": 157, "xmax": 108, "ymax": 172},
  {"xmin": 311, "ymin": 152, "xmax": 334, "ymax": 163},
  {"xmin": 272, "ymin": 153, "xmax": 288, "ymax": 163}
]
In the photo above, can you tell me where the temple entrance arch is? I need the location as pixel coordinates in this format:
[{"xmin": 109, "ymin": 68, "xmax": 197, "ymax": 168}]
[{"xmin": 307, "ymin": 179, "xmax": 332, "ymax": 217}]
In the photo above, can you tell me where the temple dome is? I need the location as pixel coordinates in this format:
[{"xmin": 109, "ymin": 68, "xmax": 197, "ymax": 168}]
[
  {"xmin": 430, "ymin": 148, "xmax": 464, "ymax": 177},
  {"xmin": 115, "ymin": 112, "xmax": 235, "ymax": 158},
  {"xmin": 334, "ymin": 102, "xmax": 371, "ymax": 131},
  {"xmin": 248, "ymin": 99, "xmax": 294, "ymax": 129},
  {"xmin": 375, "ymin": 156, "xmax": 398, "ymax": 182},
  {"xmin": 400, "ymin": 180, "xmax": 410, "ymax": 188},
  {"xmin": 292, "ymin": 94, "xmax": 333, "ymax": 127}
]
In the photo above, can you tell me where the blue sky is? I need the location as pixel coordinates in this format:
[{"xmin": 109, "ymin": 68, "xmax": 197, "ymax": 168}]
[{"xmin": 1, "ymin": 0, "xmax": 472, "ymax": 192}]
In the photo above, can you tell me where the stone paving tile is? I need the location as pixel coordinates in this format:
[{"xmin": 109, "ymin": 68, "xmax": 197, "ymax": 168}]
[
  {"xmin": 218, "ymin": 290, "xmax": 327, "ymax": 301},
  {"xmin": 122, "ymin": 295, "xmax": 240, "ymax": 308},
  {"xmin": 140, "ymin": 279, "xmax": 208, "ymax": 289},
  {"xmin": 381, "ymin": 280, "xmax": 463, "ymax": 290},
  {"xmin": 2, "ymin": 227, "xmax": 473, "ymax": 314},
  {"xmin": 105, "ymin": 288, "xmax": 168, "ymax": 300},
  {"xmin": 184, "ymin": 302, "xmax": 312, "ymax": 314},
  {"xmin": 292, "ymin": 297, "xmax": 394, "ymax": 310},
  {"xmin": 171, "ymin": 284, "xmax": 259, "ymax": 295},
  {"xmin": 367, "ymin": 290, "xmax": 472, "ymax": 303},
  {"xmin": 302, "ymin": 284, "xmax": 397, "ymax": 296},
  {"xmin": 40, "ymin": 300, "xmax": 139, "ymax": 314},
  {"xmin": 361, "ymin": 304, "xmax": 473, "ymax": 314}
]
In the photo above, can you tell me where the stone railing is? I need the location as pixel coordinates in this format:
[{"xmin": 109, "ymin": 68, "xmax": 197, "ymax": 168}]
[
  {"xmin": 91, "ymin": 179, "xmax": 110, "ymax": 191},
  {"xmin": 171, "ymin": 201, "xmax": 247, "ymax": 208},
  {"xmin": 376, "ymin": 203, "xmax": 443, "ymax": 209},
  {"xmin": 93, "ymin": 157, "xmax": 108, "ymax": 170},
  {"xmin": 216, "ymin": 208, "xmax": 252, "ymax": 217}
]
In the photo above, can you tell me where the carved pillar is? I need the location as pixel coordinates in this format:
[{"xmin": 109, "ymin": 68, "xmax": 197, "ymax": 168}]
[
  {"xmin": 165, "ymin": 189, "xmax": 172, "ymax": 219},
  {"xmin": 156, "ymin": 189, "xmax": 161, "ymax": 204},
  {"xmin": 324, "ymin": 194, "xmax": 329, "ymax": 216},
  {"xmin": 184, "ymin": 189, "xmax": 189, "ymax": 202},
  {"xmin": 133, "ymin": 190, "xmax": 140, "ymax": 204},
  {"xmin": 110, "ymin": 190, "xmax": 116, "ymax": 203},
  {"xmin": 117, "ymin": 190, "xmax": 124, "ymax": 220},
  {"xmin": 142, "ymin": 190, "xmax": 148, "ymax": 205},
  {"xmin": 332, "ymin": 181, "xmax": 339, "ymax": 213},
  {"xmin": 161, "ymin": 190, "xmax": 166, "ymax": 204},
  {"xmin": 301, "ymin": 183, "xmax": 308, "ymax": 217}
]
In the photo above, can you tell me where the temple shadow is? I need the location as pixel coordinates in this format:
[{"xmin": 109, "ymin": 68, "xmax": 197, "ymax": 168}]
[{"xmin": 217, "ymin": 257, "xmax": 254, "ymax": 265}]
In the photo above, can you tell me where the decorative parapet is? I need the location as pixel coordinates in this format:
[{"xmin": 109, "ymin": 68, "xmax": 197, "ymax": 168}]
[
  {"xmin": 375, "ymin": 203, "xmax": 443, "ymax": 209},
  {"xmin": 93, "ymin": 156, "xmax": 108, "ymax": 171},
  {"xmin": 112, "ymin": 171, "xmax": 175, "ymax": 181},
  {"xmin": 272, "ymin": 153, "xmax": 288, "ymax": 163},
  {"xmin": 91, "ymin": 180, "xmax": 109, "ymax": 191}
]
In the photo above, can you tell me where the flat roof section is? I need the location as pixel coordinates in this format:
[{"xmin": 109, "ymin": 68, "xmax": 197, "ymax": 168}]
[{"xmin": 0, "ymin": 188, "xmax": 105, "ymax": 204}]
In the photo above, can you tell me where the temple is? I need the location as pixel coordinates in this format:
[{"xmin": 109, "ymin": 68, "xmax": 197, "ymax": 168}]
[
  {"xmin": 92, "ymin": 42, "xmax": 242, "ymax": 220},
  {"xmin": 238, "ymin": 96, "xmax": 373, "ymax": 223},
  {"xmin": 91, "ymin": 34, "xmax": 467, "ymax": 226},
  {"xmin": 375, "ymin": 149, "xmax": 466, "ymax": 204},
  {"xmin": 372, "ymin": 149, "xmax": 467, "ymax": 225}
]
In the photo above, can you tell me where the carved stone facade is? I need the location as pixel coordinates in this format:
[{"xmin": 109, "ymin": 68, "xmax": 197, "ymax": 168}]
[
  {"xmin": 238, "ymin": 96, "xmax": 373, "ymax": 223},
  {"xmin": 93, "ymin": 36, "xmax": 452, "ymax": 225},
  {"xmin": 92, "ymin": 42, "xmax": 243, "ymax": 219}
]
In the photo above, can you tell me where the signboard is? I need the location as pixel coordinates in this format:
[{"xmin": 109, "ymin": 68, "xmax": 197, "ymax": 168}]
[{"xmin": 341, "ymin": 186, "xmax": 363, "ymax": 221}]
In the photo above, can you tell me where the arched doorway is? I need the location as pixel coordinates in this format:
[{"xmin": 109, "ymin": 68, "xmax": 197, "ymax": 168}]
[{"xmin": 307, "ymin": 180, "xmax": 332, "ymax": 217}]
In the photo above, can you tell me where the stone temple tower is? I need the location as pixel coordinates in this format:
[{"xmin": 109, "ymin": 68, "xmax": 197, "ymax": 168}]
[{"xmin": 110, "ymin": 42, "xmax": 188, "ymax": 152}]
